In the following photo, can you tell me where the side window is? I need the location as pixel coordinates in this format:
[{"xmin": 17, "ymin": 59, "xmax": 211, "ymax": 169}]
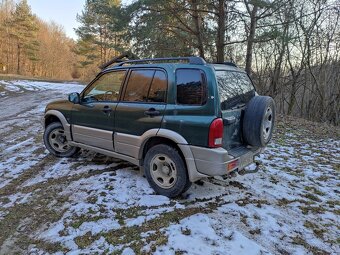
[
  {"xmin": 123, "ymin": 70, "xmax": 155, "ymax": 102},
  {"xmin": 148, "ymin": 70, "xmax": 167, "ymax": 103},
  {"xmin": 83, "ymin": 71, "xmax": 126, "ymax": 102},
  {"xmin": 176, "ymin": 69, "xmax": 207, "ymax": 105}
]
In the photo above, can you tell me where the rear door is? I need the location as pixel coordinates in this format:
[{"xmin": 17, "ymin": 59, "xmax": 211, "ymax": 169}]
[
  {"xmin": 114, "ymin": 69, "xmax": 167, "ymax": 137},
  {"xmin": 71, "ymin": 70, "xmax": 127, "ymax": 151},
  {"xmin": 215, "ymin": 70, "xmax": 255, "ymax": 150}
]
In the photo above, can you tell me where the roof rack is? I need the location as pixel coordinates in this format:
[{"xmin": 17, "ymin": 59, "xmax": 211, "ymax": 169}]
[
  {"xmin": 213, "ymin": 61, "xmax": 237, "ymax": 67},
  {"xmin": 117, "ymin": 56, "xmax": 206, "ymax": 66},
  {"xmin": 99, "ymin": 51, "xmax": 139, "ymax": 70}
]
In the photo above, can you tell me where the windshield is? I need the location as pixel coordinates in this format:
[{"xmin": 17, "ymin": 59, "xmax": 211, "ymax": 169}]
[{"xmin": 216, "ymin": 70, "xmax": 255, "ymax": 110}]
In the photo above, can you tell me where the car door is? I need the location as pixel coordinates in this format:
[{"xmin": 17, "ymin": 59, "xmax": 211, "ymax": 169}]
[
  {"xmin": 215, "ymin": 70, "xmax": 256, "ymax": 150},
  {"xmin": 114, "ymin": 69, "xmax": 167, "ymax": 157},
  {"xmin": 71, "ymin": 70, "xmax": 127, "ymax": 151}
]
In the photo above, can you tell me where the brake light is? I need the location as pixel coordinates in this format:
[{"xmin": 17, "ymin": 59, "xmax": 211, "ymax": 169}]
[{"xmin": 209, "ymin": 118, "xmax": 223, "ymax": 148}]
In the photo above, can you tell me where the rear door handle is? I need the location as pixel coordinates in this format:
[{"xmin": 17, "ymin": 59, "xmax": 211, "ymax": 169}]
[
  {"xmin": 144, "ymin": 108, "xmax": 160, "ymax": 117},
  {"xmin": 102, "ymin": 105, "xmax": 112, "ymax": 113}
]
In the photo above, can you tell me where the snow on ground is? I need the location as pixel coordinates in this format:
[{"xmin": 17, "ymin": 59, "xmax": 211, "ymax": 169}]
[
  {"xmin": 0, "ymin": 79, "xmax": 83, "ymax": 96},
  {"xmin": 0, "ymin": 79, "xmax": 339, "ymax": 255}
]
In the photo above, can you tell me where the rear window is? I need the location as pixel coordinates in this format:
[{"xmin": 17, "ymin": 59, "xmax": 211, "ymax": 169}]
[
  {"xmin": 176, "ymin": 69, "xmax": 207, "ymax": 105},
  {"xmin": 216, "ymin": 70, "xmax": 255, "ymax": 110}
]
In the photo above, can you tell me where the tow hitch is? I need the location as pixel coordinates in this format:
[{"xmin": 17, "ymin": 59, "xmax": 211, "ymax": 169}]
[{"xmin": 238, "ymin": 161, "xmax": 261, "ymax": 175}]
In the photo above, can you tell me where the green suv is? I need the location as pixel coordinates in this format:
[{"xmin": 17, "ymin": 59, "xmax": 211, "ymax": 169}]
[{"xmin": 44, "ymin": 56, "xmax": 275, "ymax": 198}]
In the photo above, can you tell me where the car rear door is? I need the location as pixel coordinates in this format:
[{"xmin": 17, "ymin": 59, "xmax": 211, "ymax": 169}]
[
  {"xmin": 215, "ymin": 69, "xmax": 255, "ymax": 150},
  {"xmin": 114, "ymin": 69, "xmax": 167, "ymax": 156}
]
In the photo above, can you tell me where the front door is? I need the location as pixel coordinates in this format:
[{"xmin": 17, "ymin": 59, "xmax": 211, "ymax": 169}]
[
  {"xmin": 71, "ymin": 70, "xmax": 127, "ymax": 151},
  {"xmin": 114, "ymin": 69, "xmax": 168, "ymax": 155}
]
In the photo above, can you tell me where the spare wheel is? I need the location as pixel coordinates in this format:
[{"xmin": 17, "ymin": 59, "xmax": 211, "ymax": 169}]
[{"xmin": 242, "ymin": 96, "xmax": 275, "ymax": 147}]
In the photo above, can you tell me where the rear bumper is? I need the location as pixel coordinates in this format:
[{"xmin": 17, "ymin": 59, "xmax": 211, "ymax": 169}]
[{"xmin": 189, "ymin": 145, "xmax": 263, "ymax": 176}]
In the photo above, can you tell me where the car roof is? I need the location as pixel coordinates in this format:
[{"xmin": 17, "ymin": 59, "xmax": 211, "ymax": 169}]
[
  {"xmin": 102, "ymin": 62, "xmax": 245, "ymax": 73},
  {"xmin": 103, "ymin": 62, "xmax": 204, "ymax": 72},
  {"xmin": 211, "ymin": 64, "xmax": 245, "ymax": 73}
]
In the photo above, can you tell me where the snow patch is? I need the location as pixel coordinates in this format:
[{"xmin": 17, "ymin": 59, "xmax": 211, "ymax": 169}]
[{"xmin": 156, "ymin": 214, "xmax": 268, "ymax": 255}]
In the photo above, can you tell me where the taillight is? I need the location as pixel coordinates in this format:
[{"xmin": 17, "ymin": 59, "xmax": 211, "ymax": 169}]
[{"xmin": 209, "ymin": 118, "xmax": 223, "ymax": 148}]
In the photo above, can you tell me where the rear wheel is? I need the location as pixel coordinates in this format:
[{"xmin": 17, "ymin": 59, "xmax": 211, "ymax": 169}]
[
  {"xmin": 144, "ymin": 144, "xmax": 191, "ymax": 198},
  {"xmin": 44, "ymin": 122, "xmax": 79, "ymax": 157}
]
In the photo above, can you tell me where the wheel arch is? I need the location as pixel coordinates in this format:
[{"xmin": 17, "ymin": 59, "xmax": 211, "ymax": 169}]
[
  {"xmin": 44, "ymin": 110, "xmax": 72, "ymax": 140},
  {"xmin": 139, "ymin": 129, "xmax": 207, "ymax": 182},
  {"xmin": 45, "ymin": 115, "xmax": 61, "ymax": 127},
  {"xmin": 139, "ymin": 129, "xmax": 188, "ymax": 160},
  {"xmin": 141, "ymin": 136, "xmax": 186, "ymax": 165}
]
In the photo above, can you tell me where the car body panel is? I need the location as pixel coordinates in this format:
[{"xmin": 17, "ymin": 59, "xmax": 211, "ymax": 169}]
[
  {"xmin": 71, "ymin": 102, "xmax": 116, "ymax": 131},
  {"xmin": 221, "ymin": 108, "xmax": 244, "ymax": 150},
  {"xmin": 114, "ymin": 102, "xmax": 166, "ymax": 136},
  {"xmin": 160, "ymin": 64, "xmax": 218, "ymax": 147},
  {"xmin": 45, "ymin": 100, "xmax": 73, "ymax": 123}
]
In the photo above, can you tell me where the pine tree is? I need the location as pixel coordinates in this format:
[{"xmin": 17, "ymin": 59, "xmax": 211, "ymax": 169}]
[
  {"xmin": 9, "ymin": 0, "xmax": 39, "ymax": 74},
  {"xmin": 126, "ymin": 0, "xmax": 196, "ymax": 58},
  {"xmin": 75, "ymin": 0, "xmax": 126, "ymax": 67}
]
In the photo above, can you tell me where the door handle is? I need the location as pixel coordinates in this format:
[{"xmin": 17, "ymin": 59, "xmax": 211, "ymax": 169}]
[
  {"xmin": 102, "ymin": 105, "xmax": 112, "ymax": 113},
  {"xmin": 144, "ymin": 108, "xmax": 160, "ymax": 117}
]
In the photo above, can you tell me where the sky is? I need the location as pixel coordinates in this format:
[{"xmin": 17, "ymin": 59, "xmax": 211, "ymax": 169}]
[
  {"xmin": 27, "ymin": 0, "xmax": 133, "ymax": 40},
  {"xmin": 27, "ymin": 0, "xmax": 86, "ymax": 40}
]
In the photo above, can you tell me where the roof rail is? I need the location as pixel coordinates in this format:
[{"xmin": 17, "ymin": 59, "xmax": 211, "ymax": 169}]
[
  {"xmin": 213, "ymin": 61, "xmax": 238, "ymax": 67},
  {"xmin": 99, "ymin": 51, "xmax": 139, "ymax": 70},
  {"xmin": 222, "ymin": 62, "xmax": 237, "ymax": 67},
  {"xmin": 117, "ymin": 56, "xmax": 206, "ymax": 66}
]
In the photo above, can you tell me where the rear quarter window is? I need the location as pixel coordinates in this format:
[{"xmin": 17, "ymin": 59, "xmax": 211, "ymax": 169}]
[{"xmin": 176, "ymin": 69, "xmax": 207, "ymax": 105}]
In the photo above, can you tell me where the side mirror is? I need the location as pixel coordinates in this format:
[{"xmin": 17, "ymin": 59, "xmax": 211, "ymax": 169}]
[{"xmin": 68, "ymin": 92, "xmax": 80, "ymax": 104}]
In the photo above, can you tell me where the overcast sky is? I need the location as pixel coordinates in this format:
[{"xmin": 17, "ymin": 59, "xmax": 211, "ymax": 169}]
[{"xmin": 27, "ymin": 0, "xmax": 133, "ymax": 40}]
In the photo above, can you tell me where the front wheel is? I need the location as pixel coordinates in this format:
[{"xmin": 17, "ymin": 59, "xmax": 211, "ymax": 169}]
[
  {"xmin": 144, "ymin": 144, "xmax": 191, "ymax": 198},
  {"xmin": 43, "ymin": 122, "xmax": 79, "ymax": 158}
]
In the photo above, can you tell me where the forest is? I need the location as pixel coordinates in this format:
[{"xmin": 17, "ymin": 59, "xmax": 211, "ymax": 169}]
[
  {"xmin": 0, "ymin": 0, "xmax": 339, "ymax": 125},
  {"xmin": 0, "ymin": 0, "xmax": 77, "ymax": 80}
]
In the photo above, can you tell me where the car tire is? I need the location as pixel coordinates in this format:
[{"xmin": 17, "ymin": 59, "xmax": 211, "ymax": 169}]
[
  {"xmin": 182, "ymin": 179, "xmax": 193, "ymax": 193},
  {"xmin": 144, "ymin": 144, "xmax": 191, "ymax": 198},
  {"xmin": 44, "ymin": 122, "xmax": 79, "ymax": 158},
  {"xmin": 242, "ymin": 96, "xmax": 275, "ymax": 147}
]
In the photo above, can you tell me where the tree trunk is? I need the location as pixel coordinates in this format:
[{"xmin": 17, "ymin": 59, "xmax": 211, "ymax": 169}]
[
  {"xmin": 216, "ymin": 0, "xmax": 226, "ymax": 63},
  {"xmin": 17, "ymin": 43, "xmax": 21, "ymax": 74},
  {"xmin": 245, "ymin": 5, "xmax": 258, "ymax": 75},
  {"xmin": 191, "ymin": 0, "xmax": 205, "ymax": 59}
]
